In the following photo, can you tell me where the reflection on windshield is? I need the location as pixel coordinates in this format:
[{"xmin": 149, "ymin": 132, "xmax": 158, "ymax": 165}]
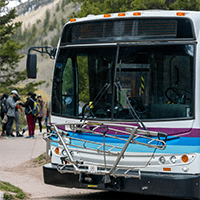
[{"xmin": 52, "ymin": 44, "xmax": 194, "ymax": 120}]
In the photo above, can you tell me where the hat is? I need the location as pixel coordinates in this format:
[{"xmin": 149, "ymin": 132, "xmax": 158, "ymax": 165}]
[
  {"xmin": 28, "ymin": 92, "xmax": 33, "ymax": 96},
  {"xmin": 11, "ymin": 90, "xmax": 18, "ymax": 96},
  {"xmin": 37, "ymin": 94, "xmax": 42, "ymax": 98}
]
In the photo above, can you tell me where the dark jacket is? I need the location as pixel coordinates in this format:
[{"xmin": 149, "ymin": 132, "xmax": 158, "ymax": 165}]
[{"xmin": 20, "ymin": 96, "xmax": 36, "ymax": 115}]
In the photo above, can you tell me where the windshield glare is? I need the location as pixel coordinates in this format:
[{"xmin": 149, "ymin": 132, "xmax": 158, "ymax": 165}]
[{"xmin": 52, "ymin": 44, "xmax": 194, "ymax": 120}]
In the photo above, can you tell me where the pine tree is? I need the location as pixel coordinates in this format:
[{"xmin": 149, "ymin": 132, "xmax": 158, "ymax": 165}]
[
  {"xmin": 0, "ymin": 0, "xmax": 44, "ymax": 96},
  {"xmin": 72, "ymin": 0, "xmax": 200, "ymax": 18},
  {"xmin": 131, "ymin": 0, "xmax": 168, "ymax": 10},
  {"xmin": 169, "ymin": 0, "xmax": 200, "ymax": 10}
]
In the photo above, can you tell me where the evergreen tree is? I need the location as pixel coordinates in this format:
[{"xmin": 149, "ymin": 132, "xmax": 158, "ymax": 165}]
[
  {"xmin": 72, "ymin": 0, "xmax": 200, "ymax": 18},
  {"xmin": 0, "ymin": 0, "xmax": 44, "ymax": 95},
  {"xmin": 131, "ymin": 0, "xmax": 168, "ymax": 10},
  {"xmin": 169, "ymin": 0, "xmax": 200, "ymax": 10}
]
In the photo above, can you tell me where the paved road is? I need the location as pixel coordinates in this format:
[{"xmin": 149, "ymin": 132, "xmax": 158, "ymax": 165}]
[
  {"xmin": 0, "ymin": 130, "xmax": 46, "ymax": 168},
  {"xmin": 31, "ymin": 191, "xmax": 174, "ymax": 200},
  {"xmin": 0, "ymin": 130, "xmax": 173, "ymax": 200},
  {"xmin": 0, "ymin": 130, "xmax": 102, "ymax": 199}
]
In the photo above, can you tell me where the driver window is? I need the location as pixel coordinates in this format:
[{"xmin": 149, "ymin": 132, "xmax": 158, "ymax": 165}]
[{"xmin": 76, "ymin": 48, "xmax": 115, "ymax": 119}]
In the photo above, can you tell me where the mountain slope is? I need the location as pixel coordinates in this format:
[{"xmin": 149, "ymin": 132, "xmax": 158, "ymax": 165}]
[{"xmin": 13, "ymin": 0, "xmax": 80, "ymax": 97}]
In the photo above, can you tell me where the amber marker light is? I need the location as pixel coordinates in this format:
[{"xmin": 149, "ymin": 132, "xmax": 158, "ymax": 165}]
[
  {"xmin": 118, "ymin": 13, "xmax": 126, "ymax": 17},
  {"xmin": 182, "ymin": 155, "xmax": 189, "ymax": 163},
  {"xmin": 163, "ymin": 168, "xmax": 171, "ymax": 172},
  {"xmin": 55, "ymin": 147, "xmax": 59, "ymax": 155},
  {"xmin": 70, "ymin": 18, "xmax": 76, "ymax": 22},
  {"xmin": 177, "ymin": 12, "xmax": 185, "ymax": 16},
  {"xmin": 104, "ymin": 14, "xmax": 111, "ymax": 18},
  {"xmin": 133, "ymin": 12, "xmax": 141, "ymax": 16}
]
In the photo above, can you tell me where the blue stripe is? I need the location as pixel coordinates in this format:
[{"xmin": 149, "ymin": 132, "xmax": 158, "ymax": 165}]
[{"xmin": 51, "ymin": 132, "xmax": 200, "ymax": 154}]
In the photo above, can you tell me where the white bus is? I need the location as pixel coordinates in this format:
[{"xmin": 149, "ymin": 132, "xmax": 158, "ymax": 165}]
[{"xmin": 27, "ymin": 10, "xmax": 200, "ymax": 199}]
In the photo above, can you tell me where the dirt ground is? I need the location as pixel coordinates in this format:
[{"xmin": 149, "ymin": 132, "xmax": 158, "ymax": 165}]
[
  {"xmin": 0, "ymin": 130, "xmax": 103, "ymax": 199},
  {"xmin": 0, "ymin": 158, "xmax": 172, "ymax": 200},
  {"xmin": 3, "ymin": 159, "xmax": 104, "ymax": 199},
  {"xmin": 0, "ymin": 131, "xmax": 172, "ymax": 200}
]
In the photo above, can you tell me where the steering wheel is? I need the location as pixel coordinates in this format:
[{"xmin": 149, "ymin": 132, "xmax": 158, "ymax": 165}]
[
  {"xmin": 165, "ymin": 87, "xmax": 192, "ymax": 104},
  {"xmin": 81, "ymin": 102, "xmax": 123, "ymax": 118}
]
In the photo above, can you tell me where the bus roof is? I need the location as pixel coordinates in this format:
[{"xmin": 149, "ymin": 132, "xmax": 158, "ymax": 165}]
[
  {"xmin": 66, "ymin": 10, "xmax": 200, "ymax": 39},
  {"xmin": 68, "ymin": 10, "xmax": 200, "ymax": 23}
]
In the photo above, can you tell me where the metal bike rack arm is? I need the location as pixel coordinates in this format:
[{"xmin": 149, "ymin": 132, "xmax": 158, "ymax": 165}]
[
  {"xmin": 52, "ymin": 125, "xmax": 80, "ymax": 171},
  {"xmin": 109, "ymin": 127, "xmax": 137, "ymax": 176}
]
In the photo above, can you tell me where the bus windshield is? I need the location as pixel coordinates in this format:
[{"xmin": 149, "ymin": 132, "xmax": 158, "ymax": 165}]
[{"xmin": 52, "ymin": 44, "xmax": 194, "ymax": 120}]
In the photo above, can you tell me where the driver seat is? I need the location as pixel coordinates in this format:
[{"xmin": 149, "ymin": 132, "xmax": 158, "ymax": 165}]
[{"xmin": 129, "ymin": 97, "xmax": 146, "ymax": 112}]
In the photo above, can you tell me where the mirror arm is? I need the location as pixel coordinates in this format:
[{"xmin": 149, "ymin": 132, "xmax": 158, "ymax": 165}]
[{"xmin": 28, "ymin": 46, "xmax": 56, "ymax": 59}]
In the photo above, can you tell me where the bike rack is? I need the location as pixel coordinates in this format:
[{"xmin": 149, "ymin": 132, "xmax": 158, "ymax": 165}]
[{"xmin": 43, "ymin": 122, "xmax": 167, "ymax": 181}]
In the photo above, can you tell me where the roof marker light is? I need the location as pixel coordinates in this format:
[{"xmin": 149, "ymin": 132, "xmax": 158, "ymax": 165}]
[
  {"xmin": 118, "ymin": 13, "xmax": 125, "ymax": 17},
  {"xmin": 104, "ymin": 14, "xmax": 111, "ymax": 18},
  {"xmin": 177, "ymin": 12, "xmax": 185, "ymax": 16},
  {"xmin": 133, "ymin": 12, "xmax": 141, "ymax": 16},
  {"xmin": 70, "ymin": 18, "xmax": 76, "ymax": 22}
]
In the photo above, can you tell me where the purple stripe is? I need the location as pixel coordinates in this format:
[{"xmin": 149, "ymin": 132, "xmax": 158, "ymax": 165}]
[
  {"xmin": 148, "ymin": 127, "xmax": 200, "ymax": 137},
  {"xmin": 55, "ymin": 123, "xmax": 200, "ymax": 138}
]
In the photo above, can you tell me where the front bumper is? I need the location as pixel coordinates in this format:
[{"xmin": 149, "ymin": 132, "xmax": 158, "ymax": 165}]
[{"xmin": 43, "ymin": 163, "xmax": 200, "ymax": 199}]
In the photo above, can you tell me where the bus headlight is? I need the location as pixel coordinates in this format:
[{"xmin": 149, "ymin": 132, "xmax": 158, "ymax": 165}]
[
  {"xmin": 159, "ymin": 156, "xmax": 166, "ymax": 164},
  {"xmin": 170, "ymin": 155, "xmax": 177, "ymax": 164}
]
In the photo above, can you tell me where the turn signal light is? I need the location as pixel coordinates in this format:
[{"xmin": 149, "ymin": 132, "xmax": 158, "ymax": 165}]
[
  {"xmin": 55, "ymin": 147, "xmax": 59, "ymax": 155},
  {"xmin": 182, "ymin": 155, "xmax": 189, "ymax": 163}
]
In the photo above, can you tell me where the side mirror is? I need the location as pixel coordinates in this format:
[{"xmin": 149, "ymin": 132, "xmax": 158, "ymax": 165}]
[{"xmin": 27, "ymin": 54, "xmax": 37, "ymax": 79}]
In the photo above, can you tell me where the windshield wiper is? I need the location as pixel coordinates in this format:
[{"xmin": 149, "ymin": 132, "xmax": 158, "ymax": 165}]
[
  {"xmin": 115, "ymin": 81, "xmax": 147, "ymax": 130},
  {"xmin": 81, "ymin": 83, "xmax": 110, "ymax": 122}
]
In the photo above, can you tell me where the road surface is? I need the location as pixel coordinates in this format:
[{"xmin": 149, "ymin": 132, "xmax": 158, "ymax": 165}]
[{"xmin": 0, "ymin": 130, "xmax": 173, "ymax": 199}]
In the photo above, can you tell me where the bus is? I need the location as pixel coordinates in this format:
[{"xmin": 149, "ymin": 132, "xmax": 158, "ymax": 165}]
[{"xmin": 27, "ymin": 10, "xmax": 200, "ymax": 199}]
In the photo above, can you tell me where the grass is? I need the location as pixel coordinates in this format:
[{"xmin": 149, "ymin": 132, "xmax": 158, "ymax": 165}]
[
  {"xmin": 0, "ymin": 181, "xmax": 27, "ymax": 199},
  {"xmin": 33, "ymin": 152, "xmax": 51, "ymax": 167}
]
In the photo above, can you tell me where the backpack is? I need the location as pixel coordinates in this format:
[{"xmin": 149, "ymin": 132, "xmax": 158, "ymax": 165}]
[
  {"xmin": 25, "ymin": 98, "xmax": 40, "ymax": 116},
  {"xmin": 1, "ymin": 99, "xmax": 8, "ymax": 114},
  {"xmin": 32, "ymin": 100, "xmax": 40, "ymax": 116}
]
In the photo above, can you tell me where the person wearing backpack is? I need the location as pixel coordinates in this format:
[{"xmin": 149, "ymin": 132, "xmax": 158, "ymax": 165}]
[
  {"xmin": 20, "ymin": 92, "xmax": 37, "ymax": 139},
  {"xmin": 1, "ymin": 93, "xmax": 8, "ymax": 136}
]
